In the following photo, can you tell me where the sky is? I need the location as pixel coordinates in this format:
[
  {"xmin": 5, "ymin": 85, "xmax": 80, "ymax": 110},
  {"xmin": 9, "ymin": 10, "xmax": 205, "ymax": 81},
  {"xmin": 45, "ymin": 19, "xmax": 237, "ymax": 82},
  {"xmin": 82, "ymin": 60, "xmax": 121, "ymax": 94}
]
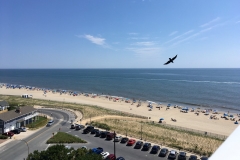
[{"xmin": 0, "ymin": 0, "xmax": 240, "ymax": 68}]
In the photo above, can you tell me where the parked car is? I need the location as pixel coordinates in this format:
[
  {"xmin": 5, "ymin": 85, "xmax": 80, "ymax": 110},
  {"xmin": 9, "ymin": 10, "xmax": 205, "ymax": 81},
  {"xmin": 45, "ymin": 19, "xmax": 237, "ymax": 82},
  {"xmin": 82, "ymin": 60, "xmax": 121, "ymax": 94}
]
[
  {"xmin": 11, "ymin": 129, "xmax": 21, "ymax": 134},
  {"xmin": 70, "ymin": 124, "xmax": 76, "ymax": 129},
  {"xmin": 47, "ymin": 120, "xmax": 54, "ymax": 126},
  {"xmin": 81, "ymin": 146, "xmax": 87, "ymax": 150},
  {"xmin": 91, "ymin": 147, "xmax": 103, "ymax": 154},
  {"xmin": 106, "ymin": 132, "xmax": 116, "ymax": 140},
  {"xmin": 150, "ymin": 145, "xmax": 160, "ymax": 154},
  {"xmin": 75, "ymin": 125, "xmax": 85, "ymax": 130},
  {"xmin": 100, "ymin": 131, "xmax": 110, "ymax": 138},
  {"xmin": 178, "ymin": 152, "xmax": 187, "ymax": 160},
  {"xmin": 105, "ymin": 154, "xmax": 116, "ymax": 160},
  {"xmin": 127, "ymin": 139, "xmax": 136, "ymax": 146},
  {"xmin": 2, "ymin": 132, "xmax": 14, "ymax": 137},
  {"xmin": 18, "ymin": 127, "xmax": 27, "ymax": 132},
  {"xmin": 168, "ymin": 150, "xmax": 178, "ymax": 159},
  {"xmin": 101, "ymin": 152, "xmax": 110, "ymax": 159},
  {"xmin": 91, "ymin": 129, "xmax": 99, "ymax": 134},
  {"xmin": 142, "ymin": 143, "xmax": 151, "ymax": 151},
  {"xmin": 114, "ymin": 135, "xmax": 122, "ymax": 142},
  {"xmin": 116, "ymin": 157, "xmax": 125, "ymax": 160},
  {"xmin": 200, "ymin": 156, "xmax": 209, "ymax": 160},
  {"xmin": 134, "ymin": 141, "xmax": 143, "ymax": 149},
  {"xmin": 189, "ymin": 155, "xmax": 198, "ymax": 160},
  {"xmin": 95, "ymin": 130, "xmax": 102, "ymax": 137},
  {"xmin": 120, "ymin": 137, "xmax": 129, "ymax": 144},
  {"xmin": 83, "ymin": 126, "xmax": 94, "ymax": 134},
  {"xmin": 159, "ymin": 148, "xmax": 169, "ymax": 157}
]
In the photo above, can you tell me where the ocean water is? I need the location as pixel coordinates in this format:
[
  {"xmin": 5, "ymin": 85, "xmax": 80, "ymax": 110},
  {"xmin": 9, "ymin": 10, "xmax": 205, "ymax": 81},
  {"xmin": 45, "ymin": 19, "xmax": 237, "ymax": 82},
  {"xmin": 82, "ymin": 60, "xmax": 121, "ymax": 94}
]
[{"xmin": 0, "ymin": 69, "xmax": 239, "ymax": 111}]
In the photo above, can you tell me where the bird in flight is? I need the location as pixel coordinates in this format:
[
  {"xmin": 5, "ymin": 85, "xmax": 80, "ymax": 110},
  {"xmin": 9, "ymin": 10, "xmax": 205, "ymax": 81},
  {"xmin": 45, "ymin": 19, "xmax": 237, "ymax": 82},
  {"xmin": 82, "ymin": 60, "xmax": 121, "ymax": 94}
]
[{"xmin": 164, "ymin": 55, "xmax": 177, "ymax": 65}]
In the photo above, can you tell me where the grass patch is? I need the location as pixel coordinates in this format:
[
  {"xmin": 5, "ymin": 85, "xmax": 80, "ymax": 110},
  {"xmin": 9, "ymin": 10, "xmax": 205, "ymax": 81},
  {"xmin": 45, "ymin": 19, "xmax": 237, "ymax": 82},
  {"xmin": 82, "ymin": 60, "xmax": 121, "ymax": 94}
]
[
  {"xmin": 26, "ymin": 116, "xmax": 48, "ymax": 130},
  {"xmin": 46, "ymin": 132, "xmax": 87, "ymax": 144},
  {"xmin": 0, "ymin": 135, "xmax": 8, "ymax": 139}
]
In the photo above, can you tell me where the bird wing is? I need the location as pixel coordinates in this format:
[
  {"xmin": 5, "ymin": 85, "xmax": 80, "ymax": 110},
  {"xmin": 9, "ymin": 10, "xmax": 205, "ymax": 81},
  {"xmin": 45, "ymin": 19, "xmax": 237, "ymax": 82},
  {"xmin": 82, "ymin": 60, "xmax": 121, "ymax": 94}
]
[
  {"xmin": 171, "ymin": 54, "xmax": 177, "ymax": 61},
  {"xmin": 164, "ymin": 60, "xmax": 171, "ymax": 65}
]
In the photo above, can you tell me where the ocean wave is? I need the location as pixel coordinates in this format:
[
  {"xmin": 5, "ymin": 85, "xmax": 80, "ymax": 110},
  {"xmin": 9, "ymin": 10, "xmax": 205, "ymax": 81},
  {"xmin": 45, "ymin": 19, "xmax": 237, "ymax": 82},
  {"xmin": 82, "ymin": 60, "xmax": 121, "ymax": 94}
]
[{"xmin": 149, "ymin": 79, "xmax": 240, "ymax": 85}]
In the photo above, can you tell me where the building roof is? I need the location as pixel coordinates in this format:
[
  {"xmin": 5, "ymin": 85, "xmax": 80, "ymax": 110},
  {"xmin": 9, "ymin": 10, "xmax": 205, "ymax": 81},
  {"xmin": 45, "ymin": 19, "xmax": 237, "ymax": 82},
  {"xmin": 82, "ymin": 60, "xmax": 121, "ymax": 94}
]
[
  {"xmin": 0, "ymin": 106, "xmax": 37, "ymax": 121},
  {"xmin": 0, "ymin": 100, "xmax": 9, "ymax": 106}
]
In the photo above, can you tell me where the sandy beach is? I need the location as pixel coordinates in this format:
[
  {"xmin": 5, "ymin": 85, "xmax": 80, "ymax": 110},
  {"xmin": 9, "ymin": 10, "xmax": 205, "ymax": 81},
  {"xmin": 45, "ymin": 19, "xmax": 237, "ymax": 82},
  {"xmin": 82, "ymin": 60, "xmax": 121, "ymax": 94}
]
[{"xmin": 0, "ymin": 87, "xmax": 239, "ymax": 136}]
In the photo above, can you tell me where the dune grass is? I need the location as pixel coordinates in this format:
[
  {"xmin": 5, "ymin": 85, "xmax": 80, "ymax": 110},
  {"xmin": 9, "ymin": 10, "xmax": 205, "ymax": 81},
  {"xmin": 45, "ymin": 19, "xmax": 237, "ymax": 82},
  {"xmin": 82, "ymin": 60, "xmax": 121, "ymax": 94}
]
[{"xmin": 93, "ymin": 118, "xmax": 223, "ymax": 156}]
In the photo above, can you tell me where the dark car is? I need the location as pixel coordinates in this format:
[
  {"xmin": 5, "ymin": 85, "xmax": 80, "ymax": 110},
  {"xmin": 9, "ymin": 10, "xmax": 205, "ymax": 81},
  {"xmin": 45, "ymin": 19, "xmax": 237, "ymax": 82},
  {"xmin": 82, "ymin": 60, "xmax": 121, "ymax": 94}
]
[
  {"xmin": 11, "ymin": 129, "xmax": 21, "ymax": 134},
  {"xmin": 159, "ymin": 148, "xmax": 169, "ymax": 157},
  {"xmin": 2, "ymin": 131, "xmax": 14, "ymax": 137},
  {"xmin": 95, "ymin": 130, "xmax": 102, "ymax": 137},
  {"xmin": 100, "ymin": 131, "xmax": 110, "ymax": 138},
  {"xmin": 150, "ymin": 145, "xmax": 160, "ymax": 154},
  {"xmin": 70, "ymin": 124, "xmax": 76, "ymax": 129},
  {"xmin": 178, "ymin": 152, "xmax": 187, "ymax": 160},
  {"xmin": 116, "ymin": 157, "xmax": 125, "ymax": 160},
  {"xmin": 120, "ymin": 137, "xmax": 129, "ymax": 144},
  {"xmin": 83, "ymin": 126, "xmax": 94, "ymax": 134},
  {"xmin": 142, "ymin": 143, "xmax": 151, "ymax": 151},
  {"xmin": 75, "ymin": 125, "xmax": 84, "ymax": 130},
  {"xmin": 189, "ymin": 155, "xmax": 198, "ymax": 160},
  {"xmin": 91, "ymin": 129, "xmax": 99, "ymax": 134},
  {"xmin": 134, "ymin": 141, "xmax": 143, "ymax": 149},
  {"xmin": 200, "ymin": 156, "xmax": 208, "ymax": 160},
  {"xmin": 168, "ymin": 150, "xmax": 177, "ymax": 159}
]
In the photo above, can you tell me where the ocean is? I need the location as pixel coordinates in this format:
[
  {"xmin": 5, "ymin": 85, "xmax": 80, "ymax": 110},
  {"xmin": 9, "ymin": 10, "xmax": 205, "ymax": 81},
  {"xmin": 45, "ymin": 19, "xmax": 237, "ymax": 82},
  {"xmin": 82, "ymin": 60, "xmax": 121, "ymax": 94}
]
[{"xmin": 0, "ymin": 69, "xmax": 239, "ymax": 112}]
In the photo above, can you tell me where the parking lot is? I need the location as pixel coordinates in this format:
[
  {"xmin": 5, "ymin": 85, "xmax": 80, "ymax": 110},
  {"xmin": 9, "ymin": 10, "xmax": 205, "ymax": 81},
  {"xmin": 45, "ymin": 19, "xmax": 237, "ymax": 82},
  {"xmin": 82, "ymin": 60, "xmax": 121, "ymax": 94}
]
[{"xmin": 66, "ymin": 124, "xmax": 207, "ymax": 160}]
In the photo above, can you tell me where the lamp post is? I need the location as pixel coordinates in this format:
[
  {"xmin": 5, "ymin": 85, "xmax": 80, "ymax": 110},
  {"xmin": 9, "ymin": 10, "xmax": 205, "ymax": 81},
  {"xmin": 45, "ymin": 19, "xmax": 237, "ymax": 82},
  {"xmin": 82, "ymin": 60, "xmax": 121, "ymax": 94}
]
[
  {"xmin": 140, "ymin": 121, "xmax": 143, "ymax": 140},
  {"xmin": 114, "ymin": 131, "xmax": 116, "ymax": 160},
  {"xmin": 21, "ymin": 139, "xmax": 29, "ymax": 159}
]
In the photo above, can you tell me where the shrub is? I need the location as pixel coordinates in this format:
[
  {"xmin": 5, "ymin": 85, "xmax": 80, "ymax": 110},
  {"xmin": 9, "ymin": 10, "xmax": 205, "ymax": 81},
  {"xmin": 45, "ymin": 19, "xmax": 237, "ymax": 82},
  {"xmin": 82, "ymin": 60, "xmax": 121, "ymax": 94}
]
[{"xmin": 0, "ymin": 135, "xmax": 8, "ymax": 139}]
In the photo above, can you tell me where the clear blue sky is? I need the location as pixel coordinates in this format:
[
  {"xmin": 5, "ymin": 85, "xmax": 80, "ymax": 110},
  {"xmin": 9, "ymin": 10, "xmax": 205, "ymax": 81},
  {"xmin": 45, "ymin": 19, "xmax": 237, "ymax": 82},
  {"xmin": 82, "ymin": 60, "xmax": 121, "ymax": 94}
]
[{"xmin": 0, "ymin": 0, "xmax": 239, "ymax": 68}]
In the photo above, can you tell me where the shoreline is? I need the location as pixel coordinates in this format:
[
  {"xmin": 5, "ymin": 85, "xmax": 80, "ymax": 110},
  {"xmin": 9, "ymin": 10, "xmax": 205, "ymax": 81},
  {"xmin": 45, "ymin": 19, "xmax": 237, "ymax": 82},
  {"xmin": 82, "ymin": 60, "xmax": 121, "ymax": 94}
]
[
  {"xmin": 1, "ymin": 82, "xmax": 239, "ymax": 114},
  {"xmin": 0, "ymin": 85, "xmax": 239, "ymax": 136}
]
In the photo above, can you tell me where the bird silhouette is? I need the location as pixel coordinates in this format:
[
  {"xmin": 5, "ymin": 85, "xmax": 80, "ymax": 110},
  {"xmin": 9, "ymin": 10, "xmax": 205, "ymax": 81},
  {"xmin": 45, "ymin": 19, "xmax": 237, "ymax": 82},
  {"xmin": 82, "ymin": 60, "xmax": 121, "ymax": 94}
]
[{"xmin": 164, "ymin": 55, "xmax": 177, "ymax": 65}]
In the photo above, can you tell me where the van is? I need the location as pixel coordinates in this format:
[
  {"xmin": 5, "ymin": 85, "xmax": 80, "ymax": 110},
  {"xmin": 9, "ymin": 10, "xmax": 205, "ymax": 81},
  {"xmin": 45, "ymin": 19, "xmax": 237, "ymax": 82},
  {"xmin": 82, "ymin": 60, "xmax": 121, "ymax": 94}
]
[{"xmin": 47, "ymin": 120, "xmax": 54, "ymax": 126}]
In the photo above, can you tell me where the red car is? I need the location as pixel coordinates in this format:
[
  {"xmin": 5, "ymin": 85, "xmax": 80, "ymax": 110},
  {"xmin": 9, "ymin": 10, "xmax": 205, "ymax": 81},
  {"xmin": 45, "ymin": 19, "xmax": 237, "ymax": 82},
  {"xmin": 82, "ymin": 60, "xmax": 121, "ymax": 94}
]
[
  {"xmin": 127, "ymin": 139, "xmax": 136, "ymax": 146},
  {"xmin": 105, "ymin": 154, "xmax": 116, "ymax": 160},
  {"xmin": 2, "ymin": 131, "xmax": 14, "ymax": 137}
]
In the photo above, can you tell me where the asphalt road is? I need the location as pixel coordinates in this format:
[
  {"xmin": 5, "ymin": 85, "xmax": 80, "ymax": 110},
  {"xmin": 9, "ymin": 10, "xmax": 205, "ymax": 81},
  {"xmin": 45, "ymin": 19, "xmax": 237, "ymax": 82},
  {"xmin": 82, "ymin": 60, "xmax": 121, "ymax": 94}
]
[
  {"xmin": 0, "ymin": 109, "xmax": 72, "ymax": 160},
  {"xmin": 0, "ymin": 109, "xmax": 194, "ymax": 160}
]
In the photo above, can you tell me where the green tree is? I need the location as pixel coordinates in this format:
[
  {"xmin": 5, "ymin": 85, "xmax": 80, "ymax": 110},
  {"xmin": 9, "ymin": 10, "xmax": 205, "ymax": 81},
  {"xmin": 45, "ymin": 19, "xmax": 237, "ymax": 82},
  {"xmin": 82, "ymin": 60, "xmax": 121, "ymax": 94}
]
[{"xmin": 27, "ymin": 144, "xmax": 102, "ymax": 160}]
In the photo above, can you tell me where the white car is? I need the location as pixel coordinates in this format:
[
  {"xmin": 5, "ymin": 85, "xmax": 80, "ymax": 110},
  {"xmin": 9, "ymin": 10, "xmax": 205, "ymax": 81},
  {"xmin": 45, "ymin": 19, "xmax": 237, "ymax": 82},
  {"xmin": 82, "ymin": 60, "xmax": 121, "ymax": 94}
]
[
  {"xmin": 114, "ymin": 135, "xmax": 122, "ymax": 142},
  {"xmin": 19, "ymin": 127, "xmax": 27, "ymax": 132},
  {"xmin": 101, "ymin": 152, "xmax": 110, "ymax": 159}
]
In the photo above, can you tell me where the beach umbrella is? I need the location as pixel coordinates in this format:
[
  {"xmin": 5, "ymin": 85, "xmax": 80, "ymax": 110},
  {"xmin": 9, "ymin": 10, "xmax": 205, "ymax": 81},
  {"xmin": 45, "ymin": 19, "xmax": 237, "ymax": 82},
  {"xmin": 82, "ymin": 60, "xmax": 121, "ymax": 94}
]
[{"xmin": 160, "ymin": 118, "xmax": 164, "ymax": 120}]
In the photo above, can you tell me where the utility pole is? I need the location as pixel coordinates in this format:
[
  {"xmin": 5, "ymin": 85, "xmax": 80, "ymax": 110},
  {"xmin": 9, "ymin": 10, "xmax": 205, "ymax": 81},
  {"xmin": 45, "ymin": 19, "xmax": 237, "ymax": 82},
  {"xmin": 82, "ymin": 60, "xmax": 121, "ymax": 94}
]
[
  {"xmin": 21, "ymin": 139, "xmax": 29, "ymax": 159},
  {"xmin": 114, "ymin": 131, "xmax": 116, "ymax": 160}
]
